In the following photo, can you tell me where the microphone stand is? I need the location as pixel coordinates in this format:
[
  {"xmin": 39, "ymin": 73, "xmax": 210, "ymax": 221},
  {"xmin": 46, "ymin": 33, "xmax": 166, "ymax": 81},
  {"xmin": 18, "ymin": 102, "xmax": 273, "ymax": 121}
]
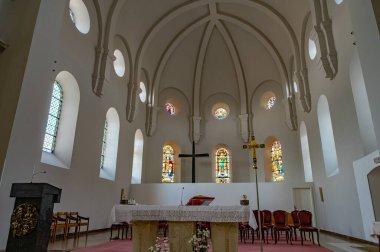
[
  {"xmin": 30, "ymin": 171, "xmax": 47, "ymax": 183},
  {"xmin": 180, "ymin": 187, "xmax": 184, "ymax": 206}
]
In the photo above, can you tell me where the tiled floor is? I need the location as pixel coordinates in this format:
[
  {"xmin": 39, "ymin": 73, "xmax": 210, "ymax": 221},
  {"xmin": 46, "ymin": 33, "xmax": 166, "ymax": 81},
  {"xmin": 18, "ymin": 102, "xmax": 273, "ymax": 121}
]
[{"xmin": 48, "ymin": 230, "xmax": 378, "ymax": 252}]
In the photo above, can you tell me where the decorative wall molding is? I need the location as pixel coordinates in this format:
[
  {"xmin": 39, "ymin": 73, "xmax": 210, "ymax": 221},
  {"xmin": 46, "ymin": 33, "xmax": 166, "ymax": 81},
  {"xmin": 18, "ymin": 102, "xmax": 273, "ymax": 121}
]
[
  {"xmin": 239, "ymin": 114, "xmax": 249, "ymax": 142},
  {"xmin": 191, "ymin": 116, "xmax": 202, "ymax": 143},
  {"xmin": 91, "ymin": 0, "xmax": 120, "ymax": 96},
  {"xmin": 310, "ymin": 0, "xmax": 338, "ymax": 79}
]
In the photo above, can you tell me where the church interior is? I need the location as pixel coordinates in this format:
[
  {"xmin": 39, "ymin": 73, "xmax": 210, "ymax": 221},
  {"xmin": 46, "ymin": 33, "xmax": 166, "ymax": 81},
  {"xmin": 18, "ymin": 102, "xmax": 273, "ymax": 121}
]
[{"xmin": 1, "ymin": 0, "xmax": 380, "ymax": 251}]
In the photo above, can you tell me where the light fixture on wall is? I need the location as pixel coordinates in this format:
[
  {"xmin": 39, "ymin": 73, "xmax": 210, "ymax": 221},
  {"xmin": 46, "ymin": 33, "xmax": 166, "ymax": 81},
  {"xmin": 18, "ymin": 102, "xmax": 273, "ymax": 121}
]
[{"xmin": 374, "ymin": 156, "xmax": 380, "ymax": 164}]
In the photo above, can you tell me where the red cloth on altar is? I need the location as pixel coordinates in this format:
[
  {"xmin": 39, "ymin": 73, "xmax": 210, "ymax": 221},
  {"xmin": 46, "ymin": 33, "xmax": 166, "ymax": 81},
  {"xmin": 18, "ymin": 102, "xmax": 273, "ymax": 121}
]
[{"xmin": 186, "ymin": 195, "xmax": 215, "ymax": 206}]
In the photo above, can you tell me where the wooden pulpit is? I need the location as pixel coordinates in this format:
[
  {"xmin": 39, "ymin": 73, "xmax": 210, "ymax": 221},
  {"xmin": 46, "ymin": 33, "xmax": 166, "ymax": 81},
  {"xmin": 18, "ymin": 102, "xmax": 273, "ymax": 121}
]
[{"xmin": 6, "ymin": 183, "xmax": 61, "ymax": 252}]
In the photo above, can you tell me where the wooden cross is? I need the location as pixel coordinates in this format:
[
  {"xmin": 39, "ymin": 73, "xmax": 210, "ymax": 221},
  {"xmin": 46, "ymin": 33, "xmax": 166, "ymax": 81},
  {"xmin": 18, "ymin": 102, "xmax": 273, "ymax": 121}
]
[
  {"xmin": 243, "ymin": 136, "xmax": 265, "ymax": 169},
  {"xmin": 179, "ymin": 141, "xmax": 209, "ymax": 183}
]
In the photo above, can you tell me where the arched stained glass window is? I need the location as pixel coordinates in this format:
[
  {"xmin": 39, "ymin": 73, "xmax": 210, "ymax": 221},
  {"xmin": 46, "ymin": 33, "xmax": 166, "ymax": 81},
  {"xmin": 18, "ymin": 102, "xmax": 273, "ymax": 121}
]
[
  {"xmin": 271, "ymin": 141, "xmax": 284, "ymax": 182},
  {"xmin": 216, "ymin": 148, "xmax": 230, "ymax": 183},
  {"xmin": 162, "ymin": 145, "xmax": 175, "ymax": 183},
  {"xmin": 100, "ymin": 120, "xmax": 108, "ymax": 169},
  {"xmin": 43, "ymin": 81, "xmax": 63, "ymax": 153},
  {"xmin": 165, "ymin": 103, "xmax": 176, "ymax": 116}
]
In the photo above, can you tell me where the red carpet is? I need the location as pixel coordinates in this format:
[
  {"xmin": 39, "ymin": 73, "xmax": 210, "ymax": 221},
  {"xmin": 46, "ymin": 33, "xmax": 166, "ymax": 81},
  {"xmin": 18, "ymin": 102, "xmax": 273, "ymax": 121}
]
[{"xmin": 73, "ymin": 239, "xmax": 332, "ymax": 252}]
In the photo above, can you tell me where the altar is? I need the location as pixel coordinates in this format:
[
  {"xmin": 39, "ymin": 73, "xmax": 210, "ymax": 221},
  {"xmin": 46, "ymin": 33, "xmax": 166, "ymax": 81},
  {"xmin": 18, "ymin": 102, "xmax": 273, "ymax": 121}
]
[{"xmin": 109, "ymin": 204, "xmax": 250, "ymax": 252}]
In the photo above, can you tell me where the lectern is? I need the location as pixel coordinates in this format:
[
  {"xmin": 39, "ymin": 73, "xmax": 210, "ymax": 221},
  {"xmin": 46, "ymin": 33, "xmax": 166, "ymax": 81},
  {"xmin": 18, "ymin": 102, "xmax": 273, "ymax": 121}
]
[{"xmin": 6, "ymin": 183, "xmax": 61, "ymax": 252}]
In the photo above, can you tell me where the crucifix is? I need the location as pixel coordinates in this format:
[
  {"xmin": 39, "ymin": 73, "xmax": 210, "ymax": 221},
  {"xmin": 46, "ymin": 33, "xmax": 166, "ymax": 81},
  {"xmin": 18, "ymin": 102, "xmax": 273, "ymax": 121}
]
[
  {"xmin": 243, "ymin": 135, "xmax": 265, "ymax": 252},
  {"xmin": 179, "ymin": 141, "xmax": 209, "ymax": 183}
]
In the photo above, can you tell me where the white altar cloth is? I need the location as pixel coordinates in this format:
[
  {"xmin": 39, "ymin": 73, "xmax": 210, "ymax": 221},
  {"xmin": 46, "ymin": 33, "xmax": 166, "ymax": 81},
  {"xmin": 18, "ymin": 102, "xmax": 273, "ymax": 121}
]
[{"xmin": 109, "ymin": 204, "xmax": 250, "ymax": 224}]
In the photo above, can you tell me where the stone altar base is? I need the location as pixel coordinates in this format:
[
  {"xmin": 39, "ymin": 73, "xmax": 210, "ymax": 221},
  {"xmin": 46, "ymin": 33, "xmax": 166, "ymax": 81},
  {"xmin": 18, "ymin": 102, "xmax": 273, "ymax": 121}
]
[
  {"xmin": 211, "ymin": 223, "xmax": 239, "ymax": 252},
  {"xmin": 132, "ymin": 221, "xmax": 158, "ymax": 252},
  {"xmin": 168, "ymin": 221, "xmax": 195, "ymax": 252}
]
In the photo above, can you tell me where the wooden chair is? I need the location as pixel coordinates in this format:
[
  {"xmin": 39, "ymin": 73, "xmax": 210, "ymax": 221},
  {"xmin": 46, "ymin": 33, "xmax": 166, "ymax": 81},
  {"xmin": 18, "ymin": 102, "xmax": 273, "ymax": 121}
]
[
  {"xmin": 298, "ymin": 210, "xmax": 320, "ymax": 246},
  {"xmin": 290, "ymin": 210, "xmax": 300, "ymax": 240},
  {"xmin": 68, "ymin": 212, "xmax": 90, "ymax": 239},
  {"xmin": 110, "ymin": 221, "xmax": 129, "ymax": 240},
  {"xmin": 253, "ymin": 210, "xmax": 269, "ymax": 244},
  {"xmin": 239, "ymin": 222, "xmax": 251, "ymax": 243},
  {"xmin": 273, "ymin": 210, "xmax": 292, "ymax": 245},
  {"xmin": 50, "ymin": 212, "xmax": 68, "ymax": 242}
]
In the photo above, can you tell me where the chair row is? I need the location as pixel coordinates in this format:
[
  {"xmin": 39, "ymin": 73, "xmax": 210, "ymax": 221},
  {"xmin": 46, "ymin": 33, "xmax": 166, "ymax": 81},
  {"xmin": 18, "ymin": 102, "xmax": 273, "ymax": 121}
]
[
  {"xmin": 239, "ymin": 209, "xmax": 319, "ymax": 246},
  {"xmin": 50, "ymin": 212, "xmax": 90, "ymax": 243}
]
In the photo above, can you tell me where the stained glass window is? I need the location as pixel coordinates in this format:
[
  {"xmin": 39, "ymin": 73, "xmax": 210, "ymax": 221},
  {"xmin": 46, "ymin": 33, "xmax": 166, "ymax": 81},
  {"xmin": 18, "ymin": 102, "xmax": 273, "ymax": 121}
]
[
  {"xmin": 271, "ymin": 141, "xmax": 284, "ymax": 182},
  {"xmin": 162, "ymin": 145, "xmax": 175, "ymax": 183},
  {"xmin": 266, "ymin": 96, "xmax": 276, "ymax": 110},
  {"xmin": 216, "ymin": 148, "xmax": 230, "ymax": 183},
  {"xmin": 69, "ymin": 8, "xmax": 75, "ymax": 23},
  {"xmin": 43, "ymin": 81, "xmax": 63, "ymax": 153},
  {"xmin": 100, "ymin": 120, "xmax": 108, "ymax": 169},
  {"xmin": 214, "ymin": 108, "xmax": 228, "ymax": 120},
  {"xmin": 165, "ymin": 103, "xmax": 176, "ymax": 116}
]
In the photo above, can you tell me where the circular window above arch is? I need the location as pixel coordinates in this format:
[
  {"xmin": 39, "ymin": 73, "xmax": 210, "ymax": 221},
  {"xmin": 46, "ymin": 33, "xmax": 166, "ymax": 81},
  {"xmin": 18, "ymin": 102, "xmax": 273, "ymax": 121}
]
[
  {"xmin": 308, "ymin": 39, "xmax": 317, "ymax": 60},
  {"xmin": 139, "ymin": 82, "xmax": 146, "ymax": 103},
  {"xmin": 335, "ymin": 0, "xmax": 343, "ymax": 4},
  {"xmin": 165, "ymin": 102, "xmax": 176, "ymax": 116},
  {"xmin": 212, "ymin": 103, "xmax": 230, "ymax": 120},
  {"xmin": 69, "ymin": 0, "xmax": 90, "ymax": 34},
  {"xmin": 261, "ymin": 91, "xmax": 277, "ymax": 110},
  {"xmin": 113, "ymin": 49, "xmax": 125, "ymax": 77}
]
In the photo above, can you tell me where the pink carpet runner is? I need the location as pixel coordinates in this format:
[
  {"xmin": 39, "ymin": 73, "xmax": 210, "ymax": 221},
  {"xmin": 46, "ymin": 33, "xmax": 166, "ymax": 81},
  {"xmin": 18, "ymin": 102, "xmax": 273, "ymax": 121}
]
[{"xmin": 73, "ymin": 239, "xmax": 332, "ymax": 252}]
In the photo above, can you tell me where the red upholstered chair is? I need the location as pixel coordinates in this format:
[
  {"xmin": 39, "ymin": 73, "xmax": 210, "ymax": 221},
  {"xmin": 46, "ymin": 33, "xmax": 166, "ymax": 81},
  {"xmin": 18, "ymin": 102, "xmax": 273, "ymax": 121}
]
[
  {"xmin": 253, "ymin": 210, "xmax": 269, "ymax": 244},
  {"xmin": 238, "ymin": 222, "xmax": 251, "ymax": 243},
  {"xmin": 262, "ymin": 210, "xmax": 274, "ymax": 240},
  {"xmin": 273, "ymin": 210, "xmax": 292, "ymax": 245},
  {"xmin": 298, "ymin": 210, "xmax": 320, "ymax": 246},
  {"xmin": 290, "ymin": 210, "xmax": 300, "ymax": 240},
  {"xmin": 158, "ymin": 220, "xmax": 168, "ymax": 237}
]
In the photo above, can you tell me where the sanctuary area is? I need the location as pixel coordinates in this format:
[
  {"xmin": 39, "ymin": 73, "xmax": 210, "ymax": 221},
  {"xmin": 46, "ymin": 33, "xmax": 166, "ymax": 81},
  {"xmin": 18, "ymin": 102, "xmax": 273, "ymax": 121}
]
[{"xmin": 0, "ymin": 0, "xmax": 380, "ymax": 251}]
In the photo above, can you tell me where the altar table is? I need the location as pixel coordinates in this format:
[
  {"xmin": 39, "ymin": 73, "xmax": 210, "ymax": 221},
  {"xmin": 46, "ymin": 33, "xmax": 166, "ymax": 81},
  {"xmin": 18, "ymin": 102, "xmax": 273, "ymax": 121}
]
[{"xmin": 110, "ymin": 205, "xmax": 250, "ymax": 252}]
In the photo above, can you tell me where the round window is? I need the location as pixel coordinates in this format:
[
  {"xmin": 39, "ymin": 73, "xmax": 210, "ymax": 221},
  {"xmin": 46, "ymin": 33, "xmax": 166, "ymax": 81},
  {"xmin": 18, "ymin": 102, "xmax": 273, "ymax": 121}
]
[{"xmin": 212, "ymin": 103, "xmax": 230, "ymax": 120}]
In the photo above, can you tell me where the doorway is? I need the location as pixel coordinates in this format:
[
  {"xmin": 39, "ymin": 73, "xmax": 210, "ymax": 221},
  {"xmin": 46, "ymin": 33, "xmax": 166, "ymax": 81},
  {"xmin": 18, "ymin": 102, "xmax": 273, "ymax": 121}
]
[{"xmin": 292, "ymin": 187, "xmax": 316, "ymax": 225}]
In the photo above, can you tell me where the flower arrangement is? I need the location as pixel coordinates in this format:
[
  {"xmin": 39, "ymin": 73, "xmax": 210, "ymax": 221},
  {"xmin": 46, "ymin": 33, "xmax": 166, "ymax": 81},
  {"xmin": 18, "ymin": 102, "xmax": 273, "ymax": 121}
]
[
  {"xmin": 188, "ymin": 228, "xmax": 210, "ymax": 252},
  {"xmin": 148, "ymin": 237, "xmax": 169, "ymax": 252}
]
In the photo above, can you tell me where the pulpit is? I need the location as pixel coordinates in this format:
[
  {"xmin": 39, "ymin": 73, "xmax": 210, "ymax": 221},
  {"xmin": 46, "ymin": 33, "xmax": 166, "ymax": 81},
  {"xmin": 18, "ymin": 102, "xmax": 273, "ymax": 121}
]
[{"xmin": 6, "ymin": 183, "xmax": 61, "ymax": 252}]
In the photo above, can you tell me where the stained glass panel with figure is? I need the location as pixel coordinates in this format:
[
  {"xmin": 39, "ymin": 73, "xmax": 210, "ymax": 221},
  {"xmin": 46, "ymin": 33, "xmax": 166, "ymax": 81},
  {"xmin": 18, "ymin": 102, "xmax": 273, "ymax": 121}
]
[
  {"xmin": 271, "ymin": 141, "xmax": 284, "ymax": 181},
  {"xmin": 216, "ymin": 148, "xmax": 230, "ymax": 183},
  {"xmin": 162, "ymin": 145, "xmax": 175, "ymax": 183}
]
